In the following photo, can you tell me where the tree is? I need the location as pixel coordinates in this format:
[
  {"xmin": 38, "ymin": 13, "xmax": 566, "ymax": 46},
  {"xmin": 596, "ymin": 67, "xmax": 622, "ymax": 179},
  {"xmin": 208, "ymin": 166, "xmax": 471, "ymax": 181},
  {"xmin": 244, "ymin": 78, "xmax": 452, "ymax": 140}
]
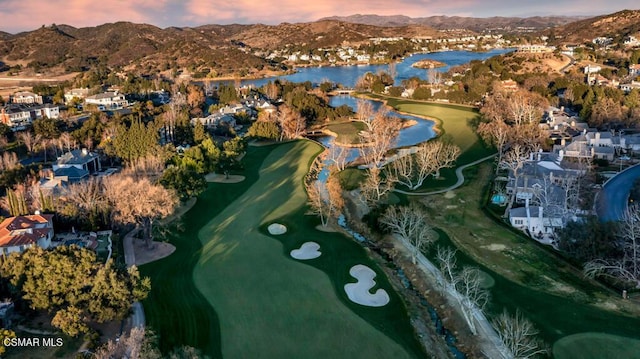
[
  {"xmin": 436, "ymin": 245, "xmax": 460, "ymax": 289},
  {"xmin": 584, "ymin": 205, "xmax": 640, "ymax": 288},
  {"xmin": 0, "ymin": 246, "xmax": 150, "ymax": 337},
  {"xmin": 380, "ymin": 203, "xmax": 438, "ymax": 264},
  {"xmin": 0, "ymin": 328, "xmax": 16, "ymax": 357},
  {"xmin": 160, "ymin": 166, "xmax": 207, "ymax": 201},
  {"xmin": 32, "ymin": 117, "xmax": 61, "ymax": 139},
  {"xmin": 56, "ymin": 178, "xmax": 108, "ymax": 228},
  {"xmin": 95, "ymin": 327, "xmax": 162, "ymax": 359},
  {"xmin": 500, "ymin": 144, "xmax": 531, "ymax": 214},
  {"xmin": 112, "ymin": 120, "xmax": 159, "ymax": 163},
  {"xmin": 277, "ymin": 105, "xmax": 306, "ymax": 140},
  {"xmin": 478, "ymin": 119, "xmax": 510, "ymax": 174},
  {"xmin": 492, "ymin": 309, "xmax": 548, "ymax": 359},
  {"xmin": 326, "ymin": 145, "xmax": 349, "ymax": 171},
  {"xmin": 589, "ymin": 96, "xmax": 623, "ymax": 127},
  {"xmin": 360, "ymin": 166, "xmax": 396, "ymax": 206},
  {"xmin": 359, "ymin": 109, "xmax": 402, "ymax": 167},
  {"xmin": 104, "ymin": 174, "xmax": 178, "ymax": 249},
  {"xmin": 455, "ymin": 266, "xmax": 490, "ymax": 335},
  {"xmin": 186, "ymin": 84, "xmax": 205, "ymax": 116},
  {"xmin": 306, "ymin": 172, "xmax": 344, "ymax": 227},
  {"xmin": 391, "ymin": 141, "xmax": 461, "ymax": 190},
  {"xmin": 264, "ymin": 81, "xmax": 280, "ymax": 101},
  {"xmin": 17, "ymin": 131, "xmax": 36, "ymax": 156},
  {"xmin": 247, "ymin": 120, "xmax": 280, "ymax": 140},
  {"xmin": 193, "ymin": 121, "xmax": 207, "ymax": 144}
]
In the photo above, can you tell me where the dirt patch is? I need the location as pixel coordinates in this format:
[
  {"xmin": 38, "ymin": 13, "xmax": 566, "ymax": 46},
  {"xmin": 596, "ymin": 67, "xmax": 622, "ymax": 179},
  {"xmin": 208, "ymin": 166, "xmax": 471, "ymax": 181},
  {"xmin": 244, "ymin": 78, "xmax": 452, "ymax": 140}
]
[
  {"xmin": 482, "ymin": 243, "xmax": 507, "ymax": 251},
  {"xmin": 315, "ymin": 224, "xmax": 339, "ymax": 232},
  {"xmin": 444, "ymin": 191, "xmax": 456, "ymax": 199},
  {"xmin": 205, "ymin": 173, "xmax": 246, "ymax": 183},
  {"xmin": 133, "ymin": 239, "xmax": 176, "ymax": 266}
]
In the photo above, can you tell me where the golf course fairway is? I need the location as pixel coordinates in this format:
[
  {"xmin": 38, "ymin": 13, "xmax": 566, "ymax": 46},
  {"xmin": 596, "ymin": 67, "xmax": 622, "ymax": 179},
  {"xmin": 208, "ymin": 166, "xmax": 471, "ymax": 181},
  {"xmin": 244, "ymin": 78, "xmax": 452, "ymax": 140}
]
[{"xmin": 188, "ymin": 140, "xmax": 421, "ymax": 358}]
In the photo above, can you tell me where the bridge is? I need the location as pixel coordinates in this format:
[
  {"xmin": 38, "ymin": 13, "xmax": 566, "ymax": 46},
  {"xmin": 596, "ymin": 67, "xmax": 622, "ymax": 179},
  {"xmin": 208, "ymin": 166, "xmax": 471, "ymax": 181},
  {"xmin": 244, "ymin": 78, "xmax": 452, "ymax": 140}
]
[{"xmin": 330, "ymin": 88, "xmax": 356, "ymax": 95}]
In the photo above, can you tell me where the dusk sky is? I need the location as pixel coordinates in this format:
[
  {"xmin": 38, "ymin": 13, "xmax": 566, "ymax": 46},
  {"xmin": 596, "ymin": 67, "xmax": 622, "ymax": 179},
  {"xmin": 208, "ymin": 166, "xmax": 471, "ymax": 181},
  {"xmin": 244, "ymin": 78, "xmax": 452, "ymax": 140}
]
[{"xmin": 0, "ymin": 0, "xmax": 638, "ymax": 33}]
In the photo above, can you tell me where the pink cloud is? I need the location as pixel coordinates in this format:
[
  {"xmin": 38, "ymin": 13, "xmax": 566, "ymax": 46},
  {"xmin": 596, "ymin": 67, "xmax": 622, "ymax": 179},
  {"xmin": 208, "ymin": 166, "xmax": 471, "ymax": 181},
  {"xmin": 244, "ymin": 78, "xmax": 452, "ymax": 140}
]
[{"xmin": 0, "ymin": 0, "xmax": 166, "ymax": 32}]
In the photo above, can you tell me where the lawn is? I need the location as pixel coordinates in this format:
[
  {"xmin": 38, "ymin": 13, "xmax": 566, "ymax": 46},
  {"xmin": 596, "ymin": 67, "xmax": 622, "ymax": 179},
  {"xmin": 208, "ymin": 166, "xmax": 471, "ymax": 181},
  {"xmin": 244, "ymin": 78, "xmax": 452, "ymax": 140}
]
[
  {"xmin": 553, "ymin": 333, "xmax": 640, "ymax": 359},
  {"xmin": 140, "ymin": 144, "xmax": 279, "ymax": 356},
  {"xmin": 143, "ymin": 140, "xmax": 425, "ymax": 358},
  {"xmin": 325, "ymin": 120, "xmax": 365, "ymax": 145}
]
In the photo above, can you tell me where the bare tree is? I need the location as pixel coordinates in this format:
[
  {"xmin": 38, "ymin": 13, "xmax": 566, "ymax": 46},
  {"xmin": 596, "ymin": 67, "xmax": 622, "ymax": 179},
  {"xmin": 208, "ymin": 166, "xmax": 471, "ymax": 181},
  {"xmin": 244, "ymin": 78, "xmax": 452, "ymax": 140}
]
[
  {"xmin": 492, "ymin": 309, "xmax": 548, "ymax": 359},
  {"xmin": 585, "ymin": 205, "xmax": 640, "ymax": 288},
  {"xmin": 427, "ymin": 68, "xmax": 442, "ymax": 89},
  {"xmin": 0, "ymin": 151, "xmax": 19, "ymax": 171},
  {"xmin": 390, "ymin": 141, "xmax": 461, "ymax": 190},
  {"xmin": 59, "ymin": 132, "xmax": 74, "ymax": 153},
  {"xmin": 124, "ymin": 154, "xmax": 166, "ymax": 181},
  {"xmin": 326, "ymin": 145, "xmax": 349, "ymax": 171},
  {"xmin": 456, "ymin": 266, "xmax": 490, "ymax": 335},
  {"xmin": 380, "ymin": 203, "xmax": 438, "ymax": 264},
  {"xmin": 264, "ymin": 82, "xmax": 280, "ymax": 101},
  {"xmin": 277, "ymin": 105, "xmax": 306, "ymax": 141},
  {"xmin": 18, "ymin": 131, "xmax": 36, "ymax": 155},
  {"xmin": 501, "ymin": 144, "xmax": 531, "ymax": 215},
  {"xmin": 478, "ymin": 120, "xmax": 510, "ymax": 174},
  {"xmin": 436, "ymin": 245, "xmax": 460, "ymax": 288},
  {"xmin": 360, "ymin": 167, "xmax": 397, "ymax": 206},
  {"xmin": 355, "ymin": 99, "xmax": 376, "ymax": 131},
  {"xmin": 359, "ymin": 110, "xmax": 402, "ymax": 167},
  {"xmin": 104, "ymin": 174, "xmax": 179, "ymax": 249},
  {"xmin": 95, "ymin": 327, "xmax": 161, "ymax": 359},
  {"xmin": 306, "ymin": 173, "xmax": 344, "ymax": 227}
]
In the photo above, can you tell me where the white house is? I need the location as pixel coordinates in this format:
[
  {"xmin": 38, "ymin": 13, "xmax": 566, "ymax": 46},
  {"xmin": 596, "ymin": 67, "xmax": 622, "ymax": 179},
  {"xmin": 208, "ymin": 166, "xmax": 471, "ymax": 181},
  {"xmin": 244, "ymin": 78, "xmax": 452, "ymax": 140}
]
[
  {"xmin": 0, "ymin": 214, "xmax": 54, "ymax": 255},
  {"xmin": 509, "ymin": 206, "xmax": 563, "ymax": 236},
  {"xmin": 85, "ymin": 91, "xmax": 128, "ymax": 109},
  {"xmin": 64, "ymin": 88, "xmax": 91, "ymax": 103},
  {"xmin": 629, "ymin": 64, "xmax": 640, "ymax": 77},
  {"xmin": 11, "ymin": 91, "xmax": 43, "ymax": 104}
]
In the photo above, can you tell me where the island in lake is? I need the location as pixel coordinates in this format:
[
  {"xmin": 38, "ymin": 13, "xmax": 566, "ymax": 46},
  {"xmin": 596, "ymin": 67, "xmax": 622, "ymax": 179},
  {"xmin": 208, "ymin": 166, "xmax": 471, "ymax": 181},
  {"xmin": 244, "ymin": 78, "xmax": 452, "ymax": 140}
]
[{"xmin": 411, "ymin": 59, "xmax": 446, "ymax": 69}]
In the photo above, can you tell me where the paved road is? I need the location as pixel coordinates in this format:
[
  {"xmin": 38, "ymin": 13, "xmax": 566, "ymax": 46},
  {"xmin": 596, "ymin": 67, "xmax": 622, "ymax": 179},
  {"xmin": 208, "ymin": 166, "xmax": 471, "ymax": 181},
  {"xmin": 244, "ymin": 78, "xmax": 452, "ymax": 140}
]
[
  {"xmin": 596, "ymin": 163, "xmax": 640, "ymax": 222},
  {"xmin": 394, "ymin": 154, "xmax": 497, "ymax": 196},
  {"xmin": 123, "ymin": 227, "xmax": 146, "ymax": 328}
]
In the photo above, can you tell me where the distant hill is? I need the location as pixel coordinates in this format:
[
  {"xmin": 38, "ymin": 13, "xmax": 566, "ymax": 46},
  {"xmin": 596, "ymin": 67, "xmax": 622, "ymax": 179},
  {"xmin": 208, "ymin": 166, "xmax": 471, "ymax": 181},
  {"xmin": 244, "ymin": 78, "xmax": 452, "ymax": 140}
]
[
  {"xmin": 547, "ymin": 9, "xmax": 640, "ymax": 44},
  {"xmin": 0, "ymin": 20, "xmax": 441, "ymax": 77},
  {"xmin": 320, "ymin": 14, "xmax": 587, "ymax": 33}
]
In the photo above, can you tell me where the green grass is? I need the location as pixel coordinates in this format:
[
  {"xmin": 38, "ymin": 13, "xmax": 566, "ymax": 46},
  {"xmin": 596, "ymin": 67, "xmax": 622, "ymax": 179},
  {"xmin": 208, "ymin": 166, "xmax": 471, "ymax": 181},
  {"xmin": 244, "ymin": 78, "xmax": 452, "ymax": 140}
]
[
  {"xmin": 387, "ymin": 100, "xmax": 491, "ymax": 162},
  {"xmin": 140, "ymin": 144, "xmax": 278, "ymax": 356},
  {"xmin": 143, "ymin": 140, "xmax": 425, "ymax": 358},
  {"xmin": 553, "ymin": 333, "xmax": 640, "ymax": 359},
  {"xmin": 325, "ymin": 120, "xmax": 365, "ymax": 144}
]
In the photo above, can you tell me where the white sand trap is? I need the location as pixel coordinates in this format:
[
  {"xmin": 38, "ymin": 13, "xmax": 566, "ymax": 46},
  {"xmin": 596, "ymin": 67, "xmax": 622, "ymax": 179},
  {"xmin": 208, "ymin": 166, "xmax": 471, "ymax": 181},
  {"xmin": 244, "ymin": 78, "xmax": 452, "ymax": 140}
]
[
  {"xmin": 290, "ymin": 242, "xmax": 321, "ymax": 260},
  {"xmin": 267, "ymin": 223, "xmax": 287, "ymax": 235},
  {"xmin": 344, "ymin": 265, "xmax": 390, "ymax": 307}
]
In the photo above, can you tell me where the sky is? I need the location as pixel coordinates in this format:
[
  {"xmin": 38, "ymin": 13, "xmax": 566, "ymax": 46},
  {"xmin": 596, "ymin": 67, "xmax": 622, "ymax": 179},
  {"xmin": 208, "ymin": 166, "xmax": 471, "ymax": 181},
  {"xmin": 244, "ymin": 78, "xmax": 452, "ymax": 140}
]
[{"xmin": 0, "ymin": 0, "xmax": 638, "ymax": 33}]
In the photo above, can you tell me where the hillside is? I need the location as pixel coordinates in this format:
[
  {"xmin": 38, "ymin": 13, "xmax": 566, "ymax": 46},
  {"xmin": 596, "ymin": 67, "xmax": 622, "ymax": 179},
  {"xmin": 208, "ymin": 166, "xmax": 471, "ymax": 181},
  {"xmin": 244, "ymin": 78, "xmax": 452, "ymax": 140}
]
[
  {"xmin": 320, "ymin": 14, "xmax": 585, "ymax": 33},
  {"xmin": 550, "ymin": 9, "xmax": 640, "ymax": 44},
  {"xmin": 0, "ymin": 21, "xmax": 441, "ymax": 77}
]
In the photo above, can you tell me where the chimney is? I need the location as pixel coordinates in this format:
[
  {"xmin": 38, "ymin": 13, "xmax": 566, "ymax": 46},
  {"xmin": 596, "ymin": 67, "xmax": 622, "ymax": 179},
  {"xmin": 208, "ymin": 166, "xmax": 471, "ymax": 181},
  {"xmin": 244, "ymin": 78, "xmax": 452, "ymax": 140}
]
[
  {"xmin": 595, "ymin": 132, "xmax": 601, "ymax": 143},
  {"xmin": 561, "ymin": 138, "xmax": 566, "ymax": 146}
]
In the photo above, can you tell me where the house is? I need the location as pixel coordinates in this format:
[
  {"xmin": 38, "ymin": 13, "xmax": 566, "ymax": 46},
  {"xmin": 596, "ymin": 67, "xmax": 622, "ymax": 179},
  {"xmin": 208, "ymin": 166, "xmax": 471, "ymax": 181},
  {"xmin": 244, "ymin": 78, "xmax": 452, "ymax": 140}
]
[
  {"xmin": 11, "ymin": 91, "xmax": 43, "ymax": 104},
  {"xmin": 64, "ymin": 88, "xmax": 91, "ymax": 103},
  {"xmin": 0, "ymin": 104, "xmax": 32, "ymax": 130},
  {"xmin": 85, "ymin": 91, "xmax": 128, "ymax": 109},
  {"xmin": 583, "ymin": 65, "xmax": 601, "ymax": 74},
  {"xmin": 52, "ymin": 149, "xmax": 101, "ymax": 181},
  {"xmin": 629, "ymin": 64, "xmax": 640, "ymax": 77},
  {"xmin": 624, "ymin": 36, "xmax": 639, "ymax": 47},
  {"xmin": 620, "ymin": 81, "xmax": 640, "ymax": 93},
  {"xmin": 0, "ymin": 213, "xmax": 54, "ymax": 255},
  {"xmin": 516, "ymin": 44, "xmax": 554, "ymax": 53},
  {"xmin": 509, "ymin": 205, "xmax": 563, "ymax": 236}
]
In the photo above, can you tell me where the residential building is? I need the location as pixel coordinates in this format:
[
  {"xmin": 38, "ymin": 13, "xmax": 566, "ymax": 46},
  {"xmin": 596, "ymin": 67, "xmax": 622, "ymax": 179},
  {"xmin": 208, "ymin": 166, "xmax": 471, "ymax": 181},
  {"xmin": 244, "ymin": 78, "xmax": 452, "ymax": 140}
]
[
  {"xmin": 509, "ymin": 205, "xmax": 563, "ymax": 236},
  {"xmin": 0, "ymin": 213, "xmax": 54, "ymax": 255},
  {"xmin": 85, "ymin": 91, "xmax": 128, "ymax": 109},
  {"xmin": 620, "ymin": 81, "xmax": 640, "ymax": 93},
  {"xmin": 583, "ymin": 65, "xmax": 601, "ymax": 74},
  {"xmin": 52, "ymin": 149, "xmax": 101, "ymax": 182},
  {"xmin": 516, "ymin": 44, "xmax": 555, "ymax": 53},
  {"xmin": 64, "ymin": 88, "xmax": 91, "ymax": 103},
  {"xmin": 0, "ymin": 104, "xmax": 32, "ymax": 130},
  {"xmin": 630, "ymin": 64, "xmax": 640, "ymax": 77},
  {"xmin": 11, "ymin": 91, "xmax": 43, "ymax": 104}
]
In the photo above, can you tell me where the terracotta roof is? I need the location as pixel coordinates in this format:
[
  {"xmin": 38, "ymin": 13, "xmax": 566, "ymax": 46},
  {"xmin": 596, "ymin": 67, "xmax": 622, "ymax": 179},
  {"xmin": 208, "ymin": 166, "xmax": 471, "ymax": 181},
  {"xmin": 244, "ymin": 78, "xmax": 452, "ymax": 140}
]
[{"xmin": 0, "ymin": 214, "xmax": 53, "ymax": 248}]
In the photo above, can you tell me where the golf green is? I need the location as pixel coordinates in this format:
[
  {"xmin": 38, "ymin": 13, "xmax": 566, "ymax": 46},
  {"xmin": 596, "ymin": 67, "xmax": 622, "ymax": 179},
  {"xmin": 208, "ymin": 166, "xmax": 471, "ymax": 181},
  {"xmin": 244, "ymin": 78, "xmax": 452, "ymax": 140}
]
[
  {"xmin": 553, "ymin": 333, "xmax": 640, "ymax": 359},
  {"xmin": 189, "ymin": 140, "xmax": 421, "ymax": 358}
]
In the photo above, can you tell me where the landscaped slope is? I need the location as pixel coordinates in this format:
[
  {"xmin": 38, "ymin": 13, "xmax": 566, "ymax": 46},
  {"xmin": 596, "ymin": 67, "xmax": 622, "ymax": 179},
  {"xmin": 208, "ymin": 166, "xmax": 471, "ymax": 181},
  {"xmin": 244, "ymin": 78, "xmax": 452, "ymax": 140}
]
[{"xmin": 192, "ymin": 140, "xmax": 422, "ymax": 358}]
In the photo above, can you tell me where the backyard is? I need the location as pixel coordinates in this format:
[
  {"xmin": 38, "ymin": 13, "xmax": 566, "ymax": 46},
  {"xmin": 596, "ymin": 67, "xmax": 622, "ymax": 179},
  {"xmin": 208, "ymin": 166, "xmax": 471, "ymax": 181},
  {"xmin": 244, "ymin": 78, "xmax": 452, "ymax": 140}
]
[{"xmin": 141, "ymin": 140, "xmax": 426, "ymax": 358}]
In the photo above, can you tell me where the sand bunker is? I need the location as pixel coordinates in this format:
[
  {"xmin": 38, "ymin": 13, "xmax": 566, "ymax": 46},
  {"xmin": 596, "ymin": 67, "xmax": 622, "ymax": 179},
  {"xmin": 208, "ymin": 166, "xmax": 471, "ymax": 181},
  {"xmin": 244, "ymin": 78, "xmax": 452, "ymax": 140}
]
[
  {"xmin": 267, "ymin": 223, "xmax": 287, "ymax": 235},
  {"xmin": 205, "ymin": 173, "xmax": 245, "ymax": 183},
  {"xmin": 344, "ymin": 265, "xmax": 390, "ymax": 307},
  {"xmin": 290, "ymin": 242, "xmax": 321, "ymax": 260}
]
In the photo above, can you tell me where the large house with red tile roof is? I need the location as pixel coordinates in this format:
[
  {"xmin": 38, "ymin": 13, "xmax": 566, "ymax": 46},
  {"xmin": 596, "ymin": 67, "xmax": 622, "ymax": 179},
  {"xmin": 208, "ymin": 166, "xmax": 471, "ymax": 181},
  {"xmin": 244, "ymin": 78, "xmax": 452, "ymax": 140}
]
[{"xmin": 0, "ymin": 214, "xmax": 54, "ymax": 255}]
